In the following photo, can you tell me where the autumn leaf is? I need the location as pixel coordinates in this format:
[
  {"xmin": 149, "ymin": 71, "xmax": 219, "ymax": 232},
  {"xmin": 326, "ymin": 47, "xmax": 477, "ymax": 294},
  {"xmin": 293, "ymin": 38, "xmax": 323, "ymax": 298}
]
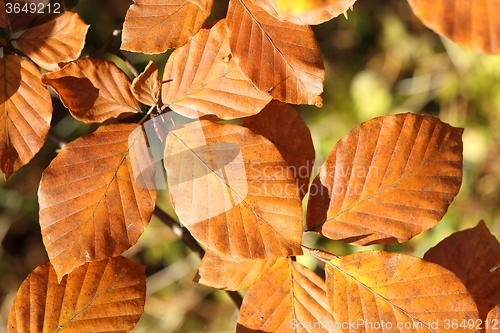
[
  {"xmin": 0, "ymin": 55, "xmax": 52, "ymax": 179},
  {"xmin": 38, "ymin": 124, "xmax": 156, "ymax": 281},
  {"xmin": 226, "ymin": 0, "xmax": 324, "ymax": 106},
  {"xmin": 486, "ymin": 305, "xmax": 500, "ymax": 333},
  {"xmin": 0, "ymin": 0, "xmax": 8, "ymax": 29},
  {"xmin": 237, "ymin": 258, "xmax": 335, "ymax": 332},
  {"xmin": 254, "ymin": 0, "xmax": 357, "ymax": 25},
  {"xmin": 424, "ymin": 221, "xmax": 500, "ymax": 326},
  {"xmin": 407, "ymin": 0, "xmax": 500, "ymax": 54},
  {"xmin": 121, "ymin": 0, "xmax": 213, "ymax": 54},
  {"xmin": 242, "ymin": 100, "xmax": 315, "ymax": 200},
  {"xmin": 8, "ymin": 257, "xmax": 146, "ymax": 333},
  {"xmin": 16, "ymin": 12, "xmax": 89, "ymax": 71},
  {"xmin": 326, "ymin": 251, "xmax": 479, "ymax": 333},
  {"xmin": 307, "ymin": 113, "xmax": 463, "ymax": 245},
  {"xmin": 42, "ymin": 58, "xmax": 141, "ymax": 123},
  {"xmin": 164, "ymin": 120, "xmax": 303, "ymax": 258},
  {"xmin": 194, "ymin": 249, "xmax": 276, "ymax": 290},
  {"xmin": 6, "ymin": 0, "xmax": 49, "ymax": 32},
  {"xmin": 131, "ymin": 60, "xmax": 161, "ymax": 106},
  {"xmin": 162, "ymin": 19, "xmax": 272, "ymax": 120}
]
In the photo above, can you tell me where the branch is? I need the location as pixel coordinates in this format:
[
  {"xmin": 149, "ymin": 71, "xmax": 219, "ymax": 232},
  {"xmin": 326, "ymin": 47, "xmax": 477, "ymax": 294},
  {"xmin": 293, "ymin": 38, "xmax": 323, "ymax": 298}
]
[{"xmin": 153, "ymin": 206, "xmax": 243, "ymax": 309}]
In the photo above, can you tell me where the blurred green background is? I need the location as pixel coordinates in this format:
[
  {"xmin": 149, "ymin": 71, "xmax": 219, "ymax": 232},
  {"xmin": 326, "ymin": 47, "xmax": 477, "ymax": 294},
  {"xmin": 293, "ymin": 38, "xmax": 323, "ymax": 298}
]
[{"xmin": 1, "ymin": 0, "xmax": 500, "ymax": 332}]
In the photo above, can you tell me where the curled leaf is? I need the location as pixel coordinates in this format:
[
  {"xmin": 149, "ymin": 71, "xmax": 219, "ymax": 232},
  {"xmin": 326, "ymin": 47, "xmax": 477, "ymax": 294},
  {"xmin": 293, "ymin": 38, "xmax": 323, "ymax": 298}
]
[{"xmin": 131, "ymin": 60, "xmax": 160, "ymax": 106}]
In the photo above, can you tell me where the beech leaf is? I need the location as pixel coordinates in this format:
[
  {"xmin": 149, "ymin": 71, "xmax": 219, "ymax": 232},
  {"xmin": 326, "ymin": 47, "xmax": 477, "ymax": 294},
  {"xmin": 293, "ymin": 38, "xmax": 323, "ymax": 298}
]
[
  {"xmin": 226, "ymin": 0, "xmax": 324, "ymax": 106},
  {"xmin": 16, "ymin": 12, "xmax": 89, "ymax": 71},
  {"xmin": 164, "ymin": 120, "xmax": 303, "ymax": 258},
  {"xmin": 38, "ymin": 124, "xmax": 156, "ymax": 281},
  {"xmin": 326, "ymin": 251, "xmax": 479, "ymax": 333},
  {"xmin": 237, "ymin": 258, "xmax": 336, "ymax": 332},
  {"xmin": 307, "ymin": 113, "xmax": 463, "ymax": 245},
  {"xmin": 8, "ymin": 257, "xmax": 146, "ymax": 333},
  {"xmin": 121, "ymin": 0, "xmax": 213, "ymax": 54},
  {"xmin": 194, "ymin": 249, "xmax": 276, "ymax": 291},
  {"xmin": 42, "ymin": 58, "xmax": 140, "ymax": 123},
  {"xmin": 162, "ymin": 19, "xmax": 272, "ymax": 120},
  {"xmin": 6, "ymin": 0, "xmax": 49, "ymax": 32},
  {"xmin": 242, "ymin": 100, "xmax": 315, "ymax": 200},
  {"xmin": 486, "ymin": 305, "xmax": 500, "ymax": 333},
  {"xmin": 131, "ymin": 60, "xmax": 160, "ymax": 106},
  {"xmin": 0, "ymin": 55, "xmax": 52, "ymax": 179}
]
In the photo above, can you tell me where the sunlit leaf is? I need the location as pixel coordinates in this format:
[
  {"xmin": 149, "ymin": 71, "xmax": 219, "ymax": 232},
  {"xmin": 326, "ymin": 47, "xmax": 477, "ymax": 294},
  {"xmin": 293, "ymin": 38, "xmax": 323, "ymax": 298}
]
[
  {"xmin": 38, "ymin": 124, "xmax": 156, "ymax": 281},
  {"xmin": 121, "ymin": 0, "xmax": 213, "ymax": 54},
  {"xmin": 194, "ymin": 249, "xmax": 276, "ymax": 291},
  {"xmin": 242, "ymin": 100, "xmax": 314, "ymax": 200},
  {"xmin": 16, "ymin": 12, "xmax": 89, "ymax": 71},
  {"xmin": 164, "ymin": 120, "xmax": 303, "ymax": 258},
  {"xmin": 226, "ymin": 0, "xmax": 324, "ymax": 106},
  {"xmin": 42, "ymin": 58, "xmax": 140, "ymax": 123},
  {"xmin": 237, "ymin": 258, "xmax": 335, "ymax": 332},
  {"xmin": 486, "ymin": 305, "xmax": 500, "ymax": 333},
  {"xmin": 326, "ymin": 251, "xmax": 479, "ymax": 333},
  {"xmin": 8, "ymin": 257, "xmax": 146, "ymax": 333},
  {"xmin": 6, "ymin": 0, "xmax": 49, "ymax": 32},
  {"xmin": 131, "ymin": 60, "xmax": 160, "ymax": 106},
  {"xmin": 307, "ymin": 113, "xmax": 463, "ymax": 245},
  {"xmin": 162, "ymin": 19, "xmax": 272, "ymax": 120},
  {"xmin": 0, "ymin": 55, "xmax": 52, "ymax": 178}
]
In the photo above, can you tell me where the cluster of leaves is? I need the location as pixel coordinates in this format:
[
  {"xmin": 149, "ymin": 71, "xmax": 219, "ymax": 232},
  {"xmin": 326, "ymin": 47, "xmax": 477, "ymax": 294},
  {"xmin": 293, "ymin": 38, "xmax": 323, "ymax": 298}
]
[{"xmin": 2, "ymin": 0, "xmax": 500, "ymax": 332}]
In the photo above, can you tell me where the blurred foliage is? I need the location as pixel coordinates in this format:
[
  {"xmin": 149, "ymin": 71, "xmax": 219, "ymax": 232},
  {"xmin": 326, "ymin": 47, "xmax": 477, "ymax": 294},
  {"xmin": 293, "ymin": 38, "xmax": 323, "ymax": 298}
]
[{"xmin": 1, "ymin": 0, "xmax": 500, "ymax": 332}]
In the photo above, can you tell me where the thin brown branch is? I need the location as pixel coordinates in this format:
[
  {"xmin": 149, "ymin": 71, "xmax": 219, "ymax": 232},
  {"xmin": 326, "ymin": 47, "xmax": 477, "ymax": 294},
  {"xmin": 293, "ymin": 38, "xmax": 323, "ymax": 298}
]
[{"xmin": 47, "ymin": 130, "xmax": 67, "ymax": 150}]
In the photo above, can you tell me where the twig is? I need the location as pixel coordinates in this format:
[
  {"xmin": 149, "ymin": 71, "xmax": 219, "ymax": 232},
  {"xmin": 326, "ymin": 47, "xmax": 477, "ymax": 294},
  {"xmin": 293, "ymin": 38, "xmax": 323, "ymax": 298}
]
[
  {"xmin": 47, "ymin": 130, "xmax": 67, "ymax": 150},
  {"xmin": 109, "ymin": 48, "xmax": 140, "ymax": 77},
  {"xmin": 89, "ymin": 24, "xmax": 123, "ymax": 58},
  {"xmin": 153, "ymin": 206, "xmax": 244, "ymax": 309}
]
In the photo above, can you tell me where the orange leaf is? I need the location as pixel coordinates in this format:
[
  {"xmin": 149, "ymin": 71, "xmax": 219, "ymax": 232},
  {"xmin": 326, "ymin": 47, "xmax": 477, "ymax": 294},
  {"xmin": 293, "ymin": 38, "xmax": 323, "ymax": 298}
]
[
  {"xmin": 164, "ymin": 120, "xmax": 303, "ymax": 258},
  {"xmin": 162, "ymin": 19, "xmax": 272, "ymax": 119},
  {"xmin": 226, "ymin": 0, "xmax": 324, "ymax": 106},
  {"xmin": 486, "ymin": 305, "xmax": 500, "ymax": 333},
  {"xmin": 194, "ymin": 249, "xmax": 276, "ymax": 290},
  {"xmin": 8, "ymin": 256, "xmax": 146, "ymax": 333},
  {"xmin": 307, "ymin": 113, "xmax": 463, "ymax": 245},
  {"xmin": 0, "ymin": 55, "xmax": 52, "ymax": 179},
  {"xmin": 254, "ymin": 0, "xmax": 357, "ymax": 25},
  {"xmin": 237, "ymin": 258, "xmax": 335, "ymax": 332},
  {"xmin": 38, "ymin": 124, "xmax": 156, "ymax": 281},
  {"xmin": 121, "ymin": 0, "xmax": 213, "ymax": 54},
  {"xmin": 326, "ymin": 251, "xmax": 479, "ymax": 333},
  {"xmin": 6, "ymin": 0, "xmax": 49, "ymax": 32},
  {"xmin": 16, "ymin": 12, "xmax": 89, "ymax": 71},
  {"xmin": 424, "ymin": 221, "xmax": 500, "ymax": 325},
  {"xmin": 0, "ymin": 0, "xmax": 8, "ymax": 29},
  {"xmin": 131, "ymin": 60, "xmax": 160, "ymax": 106},
  {"xmin": 42, "ymin": 58, "xmax": 140, "ymax": 123},
  {"xmin": 242, "ymin": 100, "xmax": 315, "ymax": 200},
  {"xmin": 407, "ymin": 0, "xmax": 500, "ymax": 54}
]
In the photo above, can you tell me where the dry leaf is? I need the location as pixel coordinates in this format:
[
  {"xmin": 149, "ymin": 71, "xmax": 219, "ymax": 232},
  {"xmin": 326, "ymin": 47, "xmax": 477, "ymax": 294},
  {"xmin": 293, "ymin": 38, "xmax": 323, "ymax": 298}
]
[
  {"xmin": 486, "ymin": 305, "xmax": 500, "ymax": 333},
  {"xmin": 16, "ymin": 12, "xmax": 89, "ymax": 71},
  {"xmin": 237, "ymin": 258, "xmax": 335, "ymax": 332},
  {"xmin": 131, "ymin": 60, "xmax": 160, "ymax": 106},
  {"xmin": 326, "ymin": 251, "xmax": 479, "ymax": 333},
  {"xmin": 6, "ymin": 0, "xmax": 49, "ymax": 32},
  {"xmin": 164, "ymin": 120, "xmax": 303, "ymax": 258},
  {"xmin": 242, "ymin": 100, "xmax": 315, "ymax": 200},
  {"xmin": 226, "ymin": 0, "xmax": 324, "ymax": 106},
  {"xmin": 42, "ymin": 58, "xmax": 140, "ymax": 123},
  {"xmin": 0, "ymin": 55, "xmax": 52, "ymax": 178},
  {"xmin": 8, "ymin": 257, "xmax": 146, "ymax": 333},
  {"xmin": 307, "ymin": 113, "xmax": 463, "ymax": 245},
  {"xmin": 38, "ymin": 124, "xmax": 156, "ymax": 281},
  {"xmin": 194, "ymin": 249, "xmax": 276, "ymax": 290},
  {"xmin": 162, "ymin": 19, "xmax": 271, "ymax": 119},
  {"xmin": 121, "ymin": 0, "xmax": 213, "ymax": 54}
]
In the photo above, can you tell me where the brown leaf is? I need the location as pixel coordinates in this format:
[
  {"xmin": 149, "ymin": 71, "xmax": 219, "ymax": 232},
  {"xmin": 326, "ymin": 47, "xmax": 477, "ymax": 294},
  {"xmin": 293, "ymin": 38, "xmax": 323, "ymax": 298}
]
[
  {"xmin": 8, "ymin": 256, "xmax": 146, "ymax": 333},
  {"xmin": 424, "ymin": 221, "xmax": 500, "ymax": 325},
  {"xmin": 486, "ymin": 304, "xmax": 500, "ymax": 333},
  {"xmin": 0, "ymin": 55, "xmax": 52, "ymax": 178},
  {"xmin": 407, "ymin": 0, "xmax": 500, "ymax": 54},
  {"xmin": 164, "ymin": 120, "xmax": 303, "ymax": 258},
  {"xmin": 226, "ymin": 0, "xmax": 324, "ymax": 106},
  {"xmin": 242, "ymin": 100, "xmax": 315, "ymax": 200},
  {"xmin": 326, "ymin": 251, "xmax": 479, "ymax": 333},
  {"xmin": 131, "ymin": 60, "xmax": 160, "ymax": 106},
  {"xmin": 16, "ymin": 12, "xmax": 89, "ymax": 71},
  {"xmin": 307, "ymin": 113, "xmax": 463, "ymax": 245},
  {"xmin": 42, "ymin": 58, "xmax": 140, "ymax": 123},
  {"xmin": 162, "ymin": 19, "xmax": 272, "ymax": 120},
  {"xmin": 254, "ymin": 0, "xmax": 357, "ymax": 25},
  {"xmin": 237, "ymin": 258, "xmax": 335, "ymax": 332},
  {"xmin": 6, "ymin": 0, "xmax": 49, "ymax": 32},
  {"xmin": 121, "ymin": 0, "xmax": 213, "ymax": 54},
  {"xmin": 0, "ymin": 0, "xmax": 8, "ymax": 29},
  {"xmin": 194, "ymin": 249, "xmax": 276, "ymax": 290},
  {"xmin": 38, "ymin": 124, "xmax": 156, "ymax": 281}
]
